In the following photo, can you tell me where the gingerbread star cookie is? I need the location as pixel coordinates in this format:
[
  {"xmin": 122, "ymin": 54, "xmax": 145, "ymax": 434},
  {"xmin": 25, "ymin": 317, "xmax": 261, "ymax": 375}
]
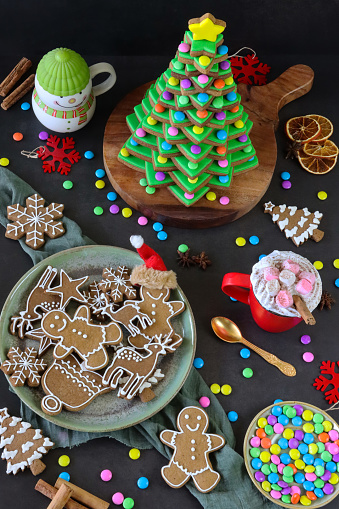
[
  {"xmin": 188, "ymin": 13, "xmax": 226, "ymax": 42},
  {"xmin": 46, "ymin": 269, "xmax": 88, "ymax": 308}
]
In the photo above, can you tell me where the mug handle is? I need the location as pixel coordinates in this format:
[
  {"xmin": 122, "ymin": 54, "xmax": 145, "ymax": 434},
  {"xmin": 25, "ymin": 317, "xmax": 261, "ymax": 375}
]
[
  {"xmin": 221, "ymin": 272, "xmax": 251, "ymax": 305},
  {"xmin": 89, "ymin": 63, "xmax": 117, "ymax": 97}
]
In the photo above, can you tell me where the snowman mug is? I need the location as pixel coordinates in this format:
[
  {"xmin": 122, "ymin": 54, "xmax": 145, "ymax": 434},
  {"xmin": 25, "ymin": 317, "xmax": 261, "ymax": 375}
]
[
  {"xmin": 221, "ymin": 272, "xmax": 302, "ymax": 333},
  {"xmin": 32, "ymin": 48, "xmax": 116, "ymax": 133}
]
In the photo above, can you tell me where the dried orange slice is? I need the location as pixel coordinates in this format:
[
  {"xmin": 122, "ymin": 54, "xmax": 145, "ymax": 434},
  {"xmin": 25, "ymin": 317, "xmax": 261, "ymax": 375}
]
[
  {"xmin": 286, "ymin": 116, "xmax": 320, "ymax": 143},
  {"xmin": 298, "ymin": 149, "xmax": 337, "ymax": 174},
  {"xmin": 307, "ymin": 114, "xmax": 333, "ymax": 142},
  {"xmin": 303, "ymin": 139, "xmax": 338, "ymax": 158}
]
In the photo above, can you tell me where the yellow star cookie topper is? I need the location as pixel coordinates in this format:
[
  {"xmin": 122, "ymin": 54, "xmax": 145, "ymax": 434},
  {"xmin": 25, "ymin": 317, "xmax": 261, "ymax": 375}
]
[{"xmin": 188, "ymin": 13, "xmax": 226, "ymax": 42}]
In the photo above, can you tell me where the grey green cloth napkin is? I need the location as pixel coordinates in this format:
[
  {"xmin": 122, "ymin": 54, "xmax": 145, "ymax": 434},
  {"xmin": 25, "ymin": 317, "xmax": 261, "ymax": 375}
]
[{"xmin": 0, "ymin": 167, "xmax": 274, "ymax": 509}]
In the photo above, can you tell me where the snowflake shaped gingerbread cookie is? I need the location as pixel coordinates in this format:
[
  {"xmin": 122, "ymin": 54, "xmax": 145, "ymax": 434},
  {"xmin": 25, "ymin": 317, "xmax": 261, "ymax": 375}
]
[
  {"xmin": 5, "ymin": 194, "xmax": 65, "ymax": 249},
  {"xmin": 99, "ymin": 266, "xmax": 137, "ymax": 303},
  {"xmin": 0, "ymin": 347, "xmax": 47, "ymax": 387},
  {"xmin": 37, "ymin": 135, "xmax": 81, "ymax": 175}
]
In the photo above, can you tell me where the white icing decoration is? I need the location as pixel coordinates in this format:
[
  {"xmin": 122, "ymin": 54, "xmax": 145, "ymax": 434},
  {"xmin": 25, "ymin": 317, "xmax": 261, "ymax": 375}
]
[
  {"xmin": 303, "ymin": 208, "xmax": 311, "ymax": 216},
  {"xmin": 278, "ymin": 218, "xmax": 289, "ymax": 230},
  {"xmin": 33, "ymin": 429, "xmax": 42, "ymax": 440},
  {"xmin": 288, "ymin": 206, "xmax": 297, "ymax": 216},
  {"xmin": 17, "ymin": 422, "xmax": 31, "ymax": 434},
  {"xmin": 279, "ymin": 204, "xmax": 286, "ymax": 213},
  {"xmin": 298, "ymin": 216, "xmax": 307, "ymax": 228},
  {"xmin": 22, "ymin": 441, "xmax": 34, "ymax": 453}
]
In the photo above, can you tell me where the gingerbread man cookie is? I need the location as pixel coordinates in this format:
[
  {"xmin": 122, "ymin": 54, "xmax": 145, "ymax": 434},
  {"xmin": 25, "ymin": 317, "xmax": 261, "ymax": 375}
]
[
  {"xmin": 41, "ymin": 305, "xmax": 122, "ymax": 370},
  {"xmin": 160, "ymin": 406, "xmax": 225, "ymax": 493}
]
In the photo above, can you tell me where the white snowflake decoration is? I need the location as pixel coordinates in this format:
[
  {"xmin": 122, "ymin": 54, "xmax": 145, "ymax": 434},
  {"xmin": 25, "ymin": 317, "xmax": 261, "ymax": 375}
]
[{"xmin": 99, "ymin": 266, "xmax": 137, "ymax": 303}]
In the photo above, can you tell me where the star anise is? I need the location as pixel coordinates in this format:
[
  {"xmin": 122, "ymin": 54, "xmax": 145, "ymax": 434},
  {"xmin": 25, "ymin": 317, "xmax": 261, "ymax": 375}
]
[
  {"xmin": 192, "ymin": 251, "xmax": 212, "ymax": 270},
  {"xmin": 285, "ymin": 140, "xmax": 302, "ymax": 160},
  {"xmin": 318, "ymin": 290, "xmax": 336, "ymax": 311},
  {"xmin": 177, "ymin": 249, "xmax": 195, "ymax": 268}
]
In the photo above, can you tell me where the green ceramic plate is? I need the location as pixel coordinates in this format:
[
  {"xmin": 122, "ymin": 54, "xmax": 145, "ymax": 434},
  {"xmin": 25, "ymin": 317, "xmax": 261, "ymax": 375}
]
[{"xmin": 0, "ymin": 245, "xmax": 196, "ymax": 432}]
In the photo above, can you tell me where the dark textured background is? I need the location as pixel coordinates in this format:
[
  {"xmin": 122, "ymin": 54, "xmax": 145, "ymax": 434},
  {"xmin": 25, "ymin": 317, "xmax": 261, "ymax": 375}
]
[{"xmin": 0, "ymin": 1, "xmax": 339, "ymax": 507}]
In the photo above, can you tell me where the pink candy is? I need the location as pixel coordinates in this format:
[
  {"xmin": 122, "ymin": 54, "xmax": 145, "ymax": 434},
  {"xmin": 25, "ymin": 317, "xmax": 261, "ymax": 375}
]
[
  {"xmin": 327, "ymin": 443, "xmax": 339, "ymax": 455},
  {"xmin": 305, "ymin": 473, "xmax": 316, "ymax": 482},
  {"xmin": 278, "ymin": 463, "xmax": 285, "ymax": 474},
  {"xmin": 296, "ymin": 279, "xmax": 313, "ymax": 295},
  {"xmin": 329, "ymin": 430, "xmax": 339, "ymax": 441},
  {"xmin": 178, "ymin": 42, "xmax": 190, "ymax": 53},
  {"xmin": 298, "ymin": 271, "xmax": 315, "ymax": 285},
  {"xmin": 271, "ymin": 455, "xmax": 281, "ymax": 465},
  {"xmin": 276, "ymin": 290, "xmax": 293, "ymax": 308},
  {"xmin": 250, "ymin": 437, "xmax": 261, "ymax": 447},
  {"xmin": 274, "ymin": 423, "xmax": 284, "ymax": 434},
  {"xmin": 270, "ymin": 490, "xmax": 281, "ymax": 500},
  {"xmin": 282, "ymin": 259, "xmax": 300, "ymax": 274},
  {"xmin": 264, "ymin": 266, "xmax": 280, "ymax": 281},
  {"xmin": 290, "ymin": 486, "xmax": 301, "ymax": 495}
]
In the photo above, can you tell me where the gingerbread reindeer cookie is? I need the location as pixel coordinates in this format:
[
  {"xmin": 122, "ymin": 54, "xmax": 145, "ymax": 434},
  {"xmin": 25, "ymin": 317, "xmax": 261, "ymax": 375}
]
[
  {"xmin": 41, "ymin": 305, "xmax": 122, "ymax": 370},
  {"xmin": 160, "ymin": 406, "xmax": 225, "ymax": 493}
]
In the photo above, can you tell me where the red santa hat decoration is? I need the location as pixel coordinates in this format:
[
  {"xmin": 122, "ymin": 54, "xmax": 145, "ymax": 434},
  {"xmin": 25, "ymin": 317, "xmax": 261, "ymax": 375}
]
[{"xmin": 130, "ymin": 235, "xmax": 177, "ymax": 289}]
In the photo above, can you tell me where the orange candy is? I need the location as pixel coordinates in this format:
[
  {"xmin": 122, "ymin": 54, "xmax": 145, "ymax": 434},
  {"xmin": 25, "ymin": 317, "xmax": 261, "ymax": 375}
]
[
  {"xmin": 319, "ymin": 432, "xmax": 330, "ymax": 443},
  {"xmin": 214, "ymin": 79, "xmax": 225, "ymax": 89},
  {"xmin": 155, "ymin": 104, "xmax": 165, "ymax": 113},
  {"xmin": 256, "ymin": 428, "xmax": 266, "ymax": 438},
  {"xmin": 291, "ymin": 493, "xmax": 300, "ymax": 504},
  {"xmin": 230, "ymin": 105, "xmax": 239, "ymax": 113},
  {"xmin": 216, "ymin": 146, "xmax": 227, "ymax": 155},
  {"xmin": 197, "ymin": 110, "xmax": 208, "ymax": 119},
  {"xmin": 13, "ymin": 132, "xmax": 23, "ymax": 141},
  {"xmin": 306, "ymin": 491, "xmax": 317, "ymax": 501},
  {"xmin": 288, "ymin": 463, "xmax": 297, "ymax": 474},
  {"xmin": 260, "ymin": 437, "xmax": 271, "ymax": 449}
]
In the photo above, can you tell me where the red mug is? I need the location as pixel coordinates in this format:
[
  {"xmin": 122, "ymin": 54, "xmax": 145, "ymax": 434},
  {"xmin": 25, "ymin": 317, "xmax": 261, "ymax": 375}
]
[{"xmin": 221, "ymin": 272, "xmax": 302, "ymax": 333}]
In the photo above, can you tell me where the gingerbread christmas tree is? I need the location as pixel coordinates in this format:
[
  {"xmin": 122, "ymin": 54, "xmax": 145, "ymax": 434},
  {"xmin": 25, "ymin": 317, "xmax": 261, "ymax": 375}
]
[
  {"xmin": 0, "ymin": 408, "xmax": 54, "ymax": 475},
  {"xmin": 264, "ymin": 202, "xmax": 324, "ymax": 246},
  {"xmin": 118, "ymin": 13, "xmax": 258, "ymax": 207}
]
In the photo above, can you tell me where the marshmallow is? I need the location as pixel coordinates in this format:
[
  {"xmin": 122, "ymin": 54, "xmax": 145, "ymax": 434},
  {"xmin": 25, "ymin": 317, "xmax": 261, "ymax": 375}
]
[
  {"xmin": 264, "ymin": 266, "xmax": 280, "ymax": 281},
  {"xmin": 266, "ymin": 279, "xmax": 281, "ymax": 296},
  {"xmin": 279, "ymin": 269, "xmax": 296, "ymax": 286},
  {"xmin": 282, "ymin": 259, "xmax": 300, "ymax": 275},
  {"xmin": 298, "ymin": 271, "xmax": 315, "ymax": 285},
  {"xmin": 296, "ymin": 279, "xmax": 313, "ymax": 295},
  {"xmin": 276, "ymin": 290, "xmax": 294, "ymax": 308}
]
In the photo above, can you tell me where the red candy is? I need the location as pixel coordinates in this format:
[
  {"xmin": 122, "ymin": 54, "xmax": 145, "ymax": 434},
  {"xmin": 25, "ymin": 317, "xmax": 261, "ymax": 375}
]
[
  {"xmin": 261, "ymin": 437, "xmax": 271, "ymax": 449},
  {"xmin": 256, "ymin": 428, "xmax": 266, "ymax": 438},
  {"xmin": 306, "ymin": 491, "xmax": 317, "ymax": 501},
  {"xmin": 291, "ymin": 493, "xmax": 300, "ymax": 504}
]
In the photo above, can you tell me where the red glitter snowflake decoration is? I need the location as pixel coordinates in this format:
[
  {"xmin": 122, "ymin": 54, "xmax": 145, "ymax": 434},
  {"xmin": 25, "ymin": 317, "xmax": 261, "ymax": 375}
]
[
  {"xmin": 314, "ymin": 361, "xmax": 339, "ymax": 405},
  {"xmin": 230, "ymin": 54, "xmax": 271, "ymax": 86},
  {"xmin": 37, "ymin": 135, "xmax": 81, "ymax": 175}
]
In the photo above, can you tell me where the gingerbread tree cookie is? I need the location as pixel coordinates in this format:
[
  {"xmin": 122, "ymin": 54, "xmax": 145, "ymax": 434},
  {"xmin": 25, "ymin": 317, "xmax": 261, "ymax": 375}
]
[
  {"xmin": 0, "ymin": 408, "xmax": 54, "ymax": 475},
  {"xmin": 160, "ymin": 406, "xmax": 225, "ymax": 492},
  {"xmin": 5, "ymin": 194, "xmax": 65, "ymax": 249},
  {"xmin": 264, "ymin": 202, "xmax": 324, "ymax": 246},
  {"xmin": 0, "ymin": 347, "xmax": 47, "ymax": 387}
]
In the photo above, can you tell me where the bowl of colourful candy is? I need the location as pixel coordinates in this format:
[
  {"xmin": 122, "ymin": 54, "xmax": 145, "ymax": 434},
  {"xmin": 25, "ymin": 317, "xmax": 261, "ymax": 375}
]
[{"xmin": 244, "ymin": 401, "xmax": 339, "ymax": 507}]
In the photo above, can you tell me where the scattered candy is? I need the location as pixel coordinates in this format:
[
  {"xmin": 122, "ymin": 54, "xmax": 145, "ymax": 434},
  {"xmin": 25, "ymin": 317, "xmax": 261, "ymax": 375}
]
[
  {"xmin": 236, "ymin": 237, "xmax": 246, "ymax": 247},
  {"xmin": 199, "ymin": 396, "xmax": 210, "ymax": 408},
  {"xmin": 240, "ymin": 348, "xmax": 251, "ymax": 359},
  {"xmin": 21, "ymin": 102, "xmax": 30, "ymax": 110},
  {"xmin": 178, "ymin": 244, "xmax": 189, "ymax": 253},
  {"xmin": 221, "ymin": 384, "xmax": 232, "ymax": 395},
  {"xmin": 335, "ymin": 279, "xmax": 339, "ymax": 288},
  {"xmin": 122, "ymin": 498, "xmax": 134, "ymax": 509},
  {"xmin": 301, "ymin": 335, "xmax": 311, "ymax": 345},
  {"xmin": 138, "ymin": 216, "xmax": 148, "ymax": 226},
  {"xmin": 137, "ymin": 477, "xmax": 149, "ymax": 489},
  {"xmin": 95, "ymin": 169, "xmax": 106, "ymax": 178},
  {"xmin": 228, "ymin": 411, "xmax": 238, "ymax": 422},
  {"xmin": 193, "ymin": 357, "xmax": 204, "ymax": 369},
  {"xmin": 333, "ymin": 259, "xmax": 339, "ymax": 269},
  {"xmin": 282, "ymin": 181, "xmax": 292, "ymax": 189},
  {"xmin": 112, "ymin": 492, "xmax": 124, "ymax": 505},
  {"xmin": 157, "ymin": 231, "xmax": 168, "ymax": 241},
  {"xmin": 243, "ymin": 367, "xmax": 254, "ymax": 378},
  {"xmin": 13, "ymin": 132, "xmax": 23, "ymax": 141},
  {"xmin": 206, "ymin": 191, "xmax": 216, "ymax": 201},
  {"xmin": 101, "ymin": 469, "xmax": 113, "ymax": 481},
  {"xmin": 84, "ymin": 150, "xmax": 94, "ymax": 159},
  {"xmin": 122, "ymin": 208, "xmax": 132, "ymax": 218},
  {"xmin": 146, "ymin": 186, "xmax": 156, "ymax": 194},
  {"xmin": 95, "ymin": 180, "xmax": 105, "ymax": 189},
  {"xmin": 58, "ymin": 455, "xmax": 70, "ymax": 467},
  {"xmin": 303, "ymin": 352, "xmax": 314, "ymax": 363},
  {"xmin": 59, "ymin": 472, "xmax": 71, "ymax": 481},
  {"xmin": 110, "ymin": 205, "xmax": 120, "ymax": 214},
  {"xmin": 153, "ymin": 222, "xmax": 163, "ymax": 232},
  {"xmin": 249, "ymin": 236, "xmax": 259, "ymax": 245},
  {"xmin": 0, "ymin": 158, "xmax": 9, "ymax": 166},
  {"xmin": 230, "ymin": 297, "xmax": 237, "ymax": 302},
  {"xmin": 219, "ymin": 196, "xmax": 230, "ymax": 205},
  {"xmin": 281, "ymin": 171, "xmax": 290, "ymax": 180},
  {"xmin": 129, "ymin": 448, "xmax": 140, "ymax": 460},
  {"xmin": 107, "ymin": 191, "xmax": 117, "ymax": 201},
  {"xmin": 210, "ymin": 383, "xmax": 221, "ymax": 394},
  {"xmin": 93, "ymin": 206, "xmax": 103, "ymax": 216},
  {"xmin": 63, "ymin": 180, "xmax": 73, "ymax": 190},
  {"xmin": 313, "ymin": 261, "xmax": 323, "ymax": 270},
  {"xmin": 39, "ymin": 131, "xmax": 49, "ymax": 141},
  {"xmin": 317, "ymin": 191, "xmax": 327, "ymax": 200}
]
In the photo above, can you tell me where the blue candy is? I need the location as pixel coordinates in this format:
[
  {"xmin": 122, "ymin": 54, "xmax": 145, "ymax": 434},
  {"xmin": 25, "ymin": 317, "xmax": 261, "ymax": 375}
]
[
  {"xmin": 107, "ymin": 192, "xmax": 117, "ymax": 201},
  {"xmin": 280, "ymin": 453, "xmax": 291, "ymax": 465},
  {"xmin": 278, "ymin": 415, "xmax": 289, "ymax": 425},
  {"xmin": 59, "ymin": 472, "xmax": 71, "ymax": 482},
  {"xmin": 198, "ymin": 93, "xmax": 209, "ymax": 103},
  {"xmin": 130, "ymin": 138, "xmax": 138, "ymax": 146},
  {"xmin": 272, "ymin": 406, "xmax": 283, "ymax": 416},
  {"xmin": 153, "ymin": 222, "xmax": 163, "ymax": 232},
  {"xmin": 157, "ymin": 231, "xmax": 168, "ymax": 241},
  {"xmin": 281, "ymin": 171, "xmax": 290, "ymax": 180},
  {"xmin": 314, "ymin": 458, "xmax": 324, "ymax": 467},
  {"xmin": 193, "ymin": 357, "xmax": 204, "ymax": 369},
  {"xmin": 137, "ymin": 477, "xmax": 149, "ymax": 489},
  {"xmin": 274, "ymin": 399, "xmax": 283, "ymax": 404},
  {"xmin": 216, "ymin": 130, "xmax": 227, "ymax": 140},
  {"xmin": 174, "ymin": 111, "xmax": 185, "ymax": 121},
  {"xmin": 84, "ymin": 150, "xmax": 94, "ymax": 159},
  {"xmin": 248, "ymin": 156, "xmax": 255, "ymax": 161},
  {"xmin": 228, "ymin": 411, "xmax": 238, "ymax": 422},
  {"xmin": 303, "ymin": 433, "xmax": 314, "ymax": 444},
  {"xmin": 268, "ymin": 473, "xmax": 279, "ymax": 484},
  {"xmin": 240, "ymin": 348, "xmax": 251, "ymax": 359},
  {"xmin": 218, "ymin": 175, "xmax": 229, "ymax": 183},
  {"xmin": 249, "ymin": 236, "xmax": 259, "ymax": 245},
  {"xmin": 230, "ymin": 297, "xmax": 237, "ymax": 302},
  {"xmin": 226, "ymin": 91, "xmax": 237, "ymax": 102},
  {"xmin": 303, "ymin": 481, "xmax": 314, "ymax": 491},
  {"xmin": 251, "ymin": 458, "xmax": 262, "ymax": 470},
  {"xmin": 292, "ymin": 416, "xmax": 303, "ymax": 426},
  {"xmin": 161, "ymin": 141, "xmax": 172, "ymax": 151},
  {"xmin": 21, "ymin": 102, "xmax": 31, "ymax": 110},
  {"xmin": 314, "ymin": 488, "xmax": 324, "ymax": 498},
  {"xmin": 294, "ymin": 473, "xmax": 305, "ymax": 484},
  {"xmin": 298, "ymin": 443, "xmax": 309, "ymax": 455},
  {"xmin": 95, "ymin": 169, "xmax": 105, "ymax": 178},
  {"xmin": 303, "ymin": 453, "xmax": 315, "ymax": 465},
  {"xmin": 217, "ymin": 45, "xmax": 229, "ymax": 55},
  {"xmin": 326, "ymin": 461, "xmax": 337, "ymax": 473},
  {"xmin": 259, "ymin": 254, "xmax": 267, "ymax": 261}
]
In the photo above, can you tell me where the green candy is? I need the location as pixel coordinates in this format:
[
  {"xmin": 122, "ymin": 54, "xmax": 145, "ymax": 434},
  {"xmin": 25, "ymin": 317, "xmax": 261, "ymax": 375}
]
[
  {"xmin": 93, "ymin": 206, "xmax": 103, "ymax": 216},
  {"xmin": 242, "ymin": 367, "xmax": 253, "ymax": 378},
  {"xmin": 283, "ymin": 466, "xmax": 294, "ymax": 477},
  {"xmin": 250, "ymin": 447, "xmax": 260, "ymax": 458},
  {"xmin": 313, "ymin": 413, "xmax": 324, "ymax": 423},
  {"xmin": 283, "ymin": 475, "xmax": 294, "ymax": 484},
  {"xmin": 63, "ymin": 180, "xmax": 73, "ymax": 190},
  {"xmin": 271, "ymin": 484, "xmax": 282, "ymax": 491},
  {"xmin": 139, "ymin": 178, "xmax": 147, "ymax": 187},
  {"xmin": 173, "ymin": 61, "xmax": 184, "ymax": 70},
  {"xmin": 315, "ymin": 465, "xmax": 325, "ymax": 477},
  {"xmin": 145, "ymin": 186, "xmax": 156, "ymax": 194},
  {"xmin": 270, "ymin": 464, "xmax": 278, "ymax": 473},
  {"xmin": 314, "ymin": 423, "xmax": 324, "ymax": 434},
  {"xmin": 188, "ymin": 161, "xmax": 198, "ymax": 170},
  {"xmin": 281, "ymin": 495, "xmax": 291, "ymax": 504},
  {"xmin": 178, "ymin": 244, "xmax": 189, "ymax": 253},
  {"xmin": 282, "ymin": 405, "xmax": 291, "ymax": 415},
  {"xmin": 264, "ymin": 425, "xmax": 274, "ymax": 435},
  {"xmin": 122, "ymin": 498, "xmax": 134, "ymax": 509},
  {"xmin": 316, "ymin": 442, "xmax": 325, "ymax": 453},
  {"xmin": 261, "ymin": 464, "xmax": 271, "ymax": 475},
  {"xmin": 321, "ymin": 451, "xmax": 332, "ymax": 462},
  {"xmin": 178, "ymin": 95, "xmax": 189, "ymax": 105},
  {"xmin": 314, "ymin": 478, "xmax": 324, "ymax": 489},
  {"xmin": 212, "ymin": 97, "xmax": 223, "ymax": 108},
  {"xmin": 243, "ymin": 145, "xmax": 253, "ymax": 154},
  {"xmin": 285, "ymin": 407, "xmax": 297, "ymax": 419}
]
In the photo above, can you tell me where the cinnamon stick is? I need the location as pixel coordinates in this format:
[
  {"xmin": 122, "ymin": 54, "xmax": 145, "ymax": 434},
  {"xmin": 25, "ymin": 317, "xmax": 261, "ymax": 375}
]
[
  {"xmin": 0, "ymin": 57, "xmax": 32, "ymax": 97},
  {"xmin": 35, "ymin": 480, "xmax": 87, "ymax": 509},
  {"xmin": 1, "ymin": 74, "xmax": 35, "ymax": 110},
  {"xmin": 293, "ymin": 295, "xmax": 316, "ymax": 325},
  {"xmin": 46, "ymin": 483, "xmax": 73, "ymax": 509},
  {"xmin": 311, "ymin": 229, "xmax": 324, "ymax": 243},
  {"xmin": 55, "ymin": 478, "xmax": 110, "ymax": 509}
]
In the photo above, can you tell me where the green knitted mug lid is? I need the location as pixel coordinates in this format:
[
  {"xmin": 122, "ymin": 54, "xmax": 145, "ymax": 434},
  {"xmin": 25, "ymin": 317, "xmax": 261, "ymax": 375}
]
[{"xmin": 36, "ymin": 48, "xmax": 90, "ymax": 96}]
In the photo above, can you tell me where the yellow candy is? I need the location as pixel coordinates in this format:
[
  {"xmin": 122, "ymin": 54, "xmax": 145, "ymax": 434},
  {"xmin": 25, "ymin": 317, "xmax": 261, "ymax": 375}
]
[
  {"xmin": 283, "ymin": 428, "xmax": 294, "ymax": 440},
  {"xmin": 58, "ymin": 455, "xmax": 70, "ymax": 467},
  {"xmin": 317, "ymin": 191, "xmax": 328, "ymax": 200},
  {"xmin": 221, "ymin": 384, "xmax": 232, "ymax": 395},
  {"xmin": 206, "ymin": 191, "xmax": 216, "ymax": 201},
  {"xmin": 323, "ymin": 420, "xmax": 333, "ymax": 432},
  {"xmin": 147, "ymin": 116, "xmax": 157, "ymax": 125},
  {"xmin": 95, "ymin": 180, "xmax": 105, "ymax": 189},
  {"xmin": 258, "ymin": 418, "xmax": 267, "ymax": 428},
  {"xmin": 122, "ymin": 207, "xmax": 132, "ymax": 218},
  {"xmin": 168, "ymin": 77, "xmax": 179, "ymax": 86},
  {"xmin": 129, "ymin": 448, "xmax": 140, "ymax": 460},
  {"xmin": 262, "ymin": 481, "xmax": 271, "ymax": 492},
  {"xmin": 157, "ymin": 156, "xmax": 168, "ymax": 164},
  {"xmin": 333, "ymin": 259, "xmax": 339, "ymax": 269},
  {"xmin": 308, "ymin": 443, "xmax": 318, "ymax": 455},
  {"xmin": 210, "ymin": 383, "xmax": 221, "ymax": 394},
  {"xmin": 304, "ymin": 465, "xmax": 315, "ymax": 473},
  {"xmin": 236, "ymin": 237, "xmax": 246, "ymax": 247},
  {"xmin": 225, "ymin": 77, "xmax": 234, "ymax": 85},
  {"xmin": 302, "ymin": 410, "xmax": 313, "ymax": 421},
  {"xmin": 121, "ymin": 148, "xmax": 129, "ymax": 157},
  {"xmin": 295, "ymin": 459, "xmax": 305, "ymax": 470},
  {"xmin": 188, "ymin": 177, "xmax": 198, "ymax": 184},
  {"xmin": 270, "ymin": 444, "xmax": 281, "ymax": 455},
  {"xmin": 329, "ymin": 473, "xmax": 339, "ymax": 484},
  {"xmin": 260, "ymin": 451, "xmax": 271, "ymax": 463},
  {"xmin": 189, "ymin": 16, "xmax": 225, "ymax": 43},
  {"xmin": 289, "ymin": 449, "xmax": 300, "ymax": 460},
  {"xmin": 313, "ymin": 261, "xmax": 323, "ymax": 270},
  {"xmin": 303, "ymin": 423, "xmax": 314, "ymax": 433},
  {"xmin": 193, "ymin": 125, "xmax": 204, "ymax": 135},
  {"xmin": 199, "ymin": 55, "xmax": 211, "ymax": 67},
  {"xmin": 300, "ymin": 496, "xmax": 311, "ymax": 506},
  {"xmin": 0, "ymin": 157, "xmax": 9, "ymax": 166},
  {"xmin": 234, "ymin": 120, "xmax": 244, "ymax": 129}
]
